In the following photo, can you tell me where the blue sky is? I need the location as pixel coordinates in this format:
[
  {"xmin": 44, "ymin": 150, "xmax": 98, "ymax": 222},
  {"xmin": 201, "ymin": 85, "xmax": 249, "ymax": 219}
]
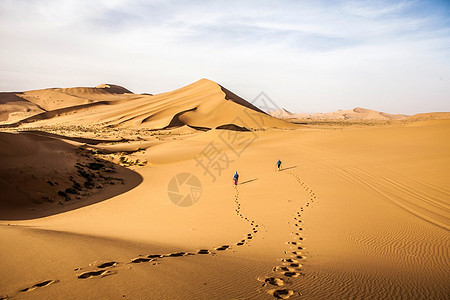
[{"xmin": 0, "ymin": 0, "xmax": 449, "ymax": 114}]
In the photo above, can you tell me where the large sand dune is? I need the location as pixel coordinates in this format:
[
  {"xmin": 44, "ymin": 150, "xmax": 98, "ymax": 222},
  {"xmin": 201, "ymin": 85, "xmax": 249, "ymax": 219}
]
[
  {"xmin": 1, "ymin": 79, "xmax": 294, "ymax": 131},
  {"xmin": 0, "ymin": 80, "xmax": 448, "ymax": 299}
]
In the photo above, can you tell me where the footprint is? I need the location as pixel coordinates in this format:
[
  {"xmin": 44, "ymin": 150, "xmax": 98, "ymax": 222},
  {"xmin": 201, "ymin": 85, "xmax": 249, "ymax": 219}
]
[
  {"xmin": 282, "ymin": 258, "xmax": 299, "ymax": 264},
  {"xmin": 147, "ymin": 254, "xmax": 163, "ymax": 259},
  {"xmin": 20, "ymin": 280, "xmax": 59, "ymax": 292},
  {"xmin": 264, "ymin": 277, "xmax": 284, "ymax": 286},
  {"xmin": 236, "ymin": 242, "xmax": 245, "ymax": 246},
  {"xmin": 284, "ymin": 272, "xmax": 300, "ymax": 278},
  {"xmin": 166, "ymin": 252, "xmax": 186, "ymax": 257},
  {"xmin": 215, "ymin": 245, "xmax": 230, "ymax": 251},
  {"xmin": 78, "ymin": 270, "xmax": 112, "ymax": 279},
  {"xmin": 273, "ymin": 266, "xmax": 295, "ymax": 272},
  {"xmin": 131, "ymin": 257, "xmax": 152, "ymax": 263},
  {"xmin": 268, "ymin": 289, "xmax": 295, "ymax": 299},
  {"xmin": 97, "ymin": 261, "xmax": 117, "ymax": 268},
  {"xmin": 197, "ymin": 249, "xmax": 211, "ymax": 255}
]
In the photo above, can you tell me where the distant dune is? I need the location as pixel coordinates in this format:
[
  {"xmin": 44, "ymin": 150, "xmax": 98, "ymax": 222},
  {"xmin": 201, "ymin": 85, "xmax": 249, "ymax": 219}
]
[
  {"xmin": 270, "ymin": 107, "xmax": 409, "ymax": 121},
  {"xmin": 406, "ymin": 112, "xmax": 450, "ymax": 121}
]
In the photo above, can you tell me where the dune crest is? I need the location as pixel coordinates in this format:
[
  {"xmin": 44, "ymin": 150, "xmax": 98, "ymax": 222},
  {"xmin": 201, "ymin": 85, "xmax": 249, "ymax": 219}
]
[{"xmin": 0, "ymin": 79, "xmax": 295, "ymax": 130}]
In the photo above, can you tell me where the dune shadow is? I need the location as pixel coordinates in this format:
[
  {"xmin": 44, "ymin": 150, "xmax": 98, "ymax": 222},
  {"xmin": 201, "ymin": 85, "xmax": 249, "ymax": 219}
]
[
  {"xmin": 239, "ymin": 178, "xmax": 259, "ymax": 185},
  {"xmin": 18, "ymin": 130, "xmax": 129, "ymax": 145},
  {"xmin": 0, "ymin": 132, "xmax": 143, "ymax": 221},
  {"xmin": 281, "ymin": 166, "xmax": 297, "ymax": 171}
]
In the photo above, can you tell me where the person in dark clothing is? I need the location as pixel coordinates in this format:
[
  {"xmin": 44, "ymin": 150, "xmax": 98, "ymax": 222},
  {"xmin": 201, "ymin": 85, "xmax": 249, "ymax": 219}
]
[
  {"xmin": 233, "ymin": 171, "xmax": 239, "ymax": 185},
  {"xmin": 277, "ymin": 159, "xmax": 282, "ymax": 171}
]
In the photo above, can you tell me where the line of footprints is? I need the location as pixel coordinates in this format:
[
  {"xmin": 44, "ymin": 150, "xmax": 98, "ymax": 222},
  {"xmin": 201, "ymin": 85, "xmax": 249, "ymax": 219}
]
[
  {"xmin": 260, "ymin": 171, "xmax": 318, "ymax": 299},
  {"xmin": 5, "ymin": 185, "xmax": 260, "ymax": 299}
]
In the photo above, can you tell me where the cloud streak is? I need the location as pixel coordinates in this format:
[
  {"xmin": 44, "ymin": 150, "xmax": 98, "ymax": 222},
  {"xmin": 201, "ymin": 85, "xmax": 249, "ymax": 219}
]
[{"xmin": 0, "ymin": 0, "xmax": 449, "ymax": 114}]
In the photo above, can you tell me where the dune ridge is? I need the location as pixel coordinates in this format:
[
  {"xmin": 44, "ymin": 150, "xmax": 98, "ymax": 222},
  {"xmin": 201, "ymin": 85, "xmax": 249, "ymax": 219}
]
[{"xmin": 0, "ymin": 79, "xmax": 295, "ymax": 131}]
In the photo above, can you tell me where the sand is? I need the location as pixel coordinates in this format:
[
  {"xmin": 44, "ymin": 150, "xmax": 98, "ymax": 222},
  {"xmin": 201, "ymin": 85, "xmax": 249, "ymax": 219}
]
[{"xmin": 0, "ymin": 80, "xmax": 449, "ymax": 299}]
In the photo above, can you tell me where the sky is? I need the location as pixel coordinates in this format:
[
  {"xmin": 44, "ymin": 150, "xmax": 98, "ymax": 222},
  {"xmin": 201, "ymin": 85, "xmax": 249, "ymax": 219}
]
[{"xmin": 0, "ymin": 0, "xmax": 449, "ymax": 114}]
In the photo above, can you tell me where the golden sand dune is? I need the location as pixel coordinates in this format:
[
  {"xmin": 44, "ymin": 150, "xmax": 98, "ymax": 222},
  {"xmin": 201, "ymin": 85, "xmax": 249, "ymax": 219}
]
[
  {"xmin": 271, "ymin": 107, "xmax": 409, "ymax": 120},
  {"xmin": 406, "ymin": 112, "xmax": 450, "ymax": 121},
  {"xmin": 0, "ymin": 93, "xmax": 45, "ymax": 123},
  {"xmin": 0, "ymin": 80, "xmax": 448, "ymax": 299},
  {"xmin": 2, "ymin": 79, "xmax": 294, "ymax": 131}
]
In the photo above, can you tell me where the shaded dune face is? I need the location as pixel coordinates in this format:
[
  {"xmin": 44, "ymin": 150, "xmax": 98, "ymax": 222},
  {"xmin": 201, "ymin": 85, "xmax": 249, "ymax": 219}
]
[
  {"xmin": 0, "ymin": 132, "xmax": 142, "ymax": 220},
  {"xmin": 0, "ymin": 79, "xmax": 295, "ymax": 131}
]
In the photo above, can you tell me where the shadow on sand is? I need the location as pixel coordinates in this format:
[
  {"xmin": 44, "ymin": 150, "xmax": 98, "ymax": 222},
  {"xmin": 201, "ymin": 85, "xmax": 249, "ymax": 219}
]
[
  {"xmin": 280, "ymin": 166, "xmax": 297, "ymax": 171},
  {"xmin": 239, "ymin": 178, "xmax": 259, "ymax": 185},
  {"xmin": 0, "ymin": 132, "xmax": 143, "ymax": 221}
]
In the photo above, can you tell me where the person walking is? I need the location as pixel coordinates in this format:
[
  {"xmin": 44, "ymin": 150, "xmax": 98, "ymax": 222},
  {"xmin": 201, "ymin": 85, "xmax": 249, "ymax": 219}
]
[
  {"xmin": 233, "ymin": 171, "xmax": 239, "ymax": 185},
  {"xmin": 277, "ymin": 159, "xmax": 282, "ymax": 171}
]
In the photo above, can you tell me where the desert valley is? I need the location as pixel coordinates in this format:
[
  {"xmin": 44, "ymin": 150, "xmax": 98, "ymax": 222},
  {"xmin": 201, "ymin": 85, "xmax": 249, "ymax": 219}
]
[{"xmin": 0, "ymin": 79, "xmax": 448, "ymax": 299}]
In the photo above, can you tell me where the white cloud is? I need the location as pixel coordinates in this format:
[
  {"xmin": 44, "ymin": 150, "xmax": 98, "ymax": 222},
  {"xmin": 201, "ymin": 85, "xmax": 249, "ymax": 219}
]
[{"xmin": 0, "ymin": 0, "xmax": 449, "ymax": 114}]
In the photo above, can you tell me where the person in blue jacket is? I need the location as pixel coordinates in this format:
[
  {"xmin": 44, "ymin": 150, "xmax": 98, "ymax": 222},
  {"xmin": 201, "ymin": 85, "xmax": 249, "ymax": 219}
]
[
  {"xmin": 277, "ymin": 159, "xmax": 282, "ymax": 171},
  {"xmin": 233, "ymin": 171, "xmax": 239, "ymax": 185}
]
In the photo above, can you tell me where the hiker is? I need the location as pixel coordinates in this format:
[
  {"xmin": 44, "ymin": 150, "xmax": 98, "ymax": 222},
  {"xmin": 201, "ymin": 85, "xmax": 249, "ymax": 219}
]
[
  {"xmin": 277, "ymin": 159, "xmax": 282, "ymax": 171},
  {"xmin": 233, "ymin": 171, "xmax": 239, "ymax": 185}
]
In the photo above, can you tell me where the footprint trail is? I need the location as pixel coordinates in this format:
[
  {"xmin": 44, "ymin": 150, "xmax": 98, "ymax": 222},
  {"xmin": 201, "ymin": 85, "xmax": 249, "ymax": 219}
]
[
  {"xmin": 260, "ymin": 169, "xmax": 319, "ymax": 299},
  {"xmin": 70, "ymin": 184, "xmax": 261, "ymax": 285}
]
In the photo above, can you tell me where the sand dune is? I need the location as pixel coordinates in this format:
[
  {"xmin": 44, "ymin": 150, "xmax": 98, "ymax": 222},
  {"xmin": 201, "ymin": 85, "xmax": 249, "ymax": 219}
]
[
  {"xmin": 0, "ymin": 80, "xmax": 449, "ymax": 299},
  {"xmin": 406, "ymin": 112, "xmax": 450, "ymax": 121},
  {"xmin": 2, "ymin": 79, "xmax": 294, "ymax": 131},
  {"xmin": 0, "ymin": 131, "xmax": 142, "ymax": 220},
  {"xmin": 271, "ymin": 107, "xmax": 409, "ymax": 120},
  {"xmin": 0, "ymin": 93, "xmax": 45, "ymax": 124}
]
